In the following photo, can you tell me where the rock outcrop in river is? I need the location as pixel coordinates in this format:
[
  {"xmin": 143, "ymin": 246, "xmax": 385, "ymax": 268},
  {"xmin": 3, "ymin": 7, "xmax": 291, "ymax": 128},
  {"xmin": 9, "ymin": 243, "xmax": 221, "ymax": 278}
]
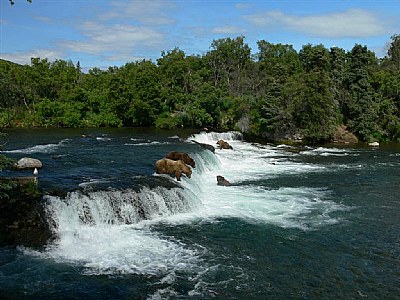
[
  {"xmin": 192, "ymin": 141, "xmax": 215, "ymax": 153},
  {"xmin": 0, "ymin": 178, "xmax": 52, "ymax": 248},
  {"xmin": 14, "ymin": 157, "xmax": 43, "ymax": 170}
]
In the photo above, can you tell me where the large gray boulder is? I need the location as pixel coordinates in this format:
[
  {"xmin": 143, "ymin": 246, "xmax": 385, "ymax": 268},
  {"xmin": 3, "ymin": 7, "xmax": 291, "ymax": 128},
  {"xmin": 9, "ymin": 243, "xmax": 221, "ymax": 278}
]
[{"xmin": 15, "ymin": 157, "xmax": 43, "ymax": 170}]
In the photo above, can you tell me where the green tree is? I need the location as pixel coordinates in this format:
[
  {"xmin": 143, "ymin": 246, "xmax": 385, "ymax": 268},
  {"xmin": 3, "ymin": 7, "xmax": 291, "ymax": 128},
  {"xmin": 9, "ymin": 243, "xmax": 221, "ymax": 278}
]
[
  {"xmin": 122, "ymin": 60, "xmax": 162, "ymax": 126},
  {"xmin": 344, "ymin": 44, "xmax": 380, "ymax": 141},
  {"xmin": 206, "ymin": 36, "xmax": 251, "ymax": 96},
  {"xmin": 387, "ymin": 34, "xmax": 400, "ymax": 70},
  {"xmin": 257, "ymin": 41, "xmax": 301, "ymax": 79},
  {"xmin": 372, "ymin": 37, "xmax": 400, "ymax": 141},
  {"xmin": 157, "ymin": 48, "xmax": 190, "ymax": 112},
  {"xmin": 2, "ymin": 34, "xmax": 400, "ymax": 143},
  {"xmin": 330, "ymin": 46, "xmax": 349, "ymax": 117},
  {"xmin": 186, "ymin": 83, "xmax": 225, "ymax": 128},
  {"xmin": 254, "ymin": 41, "xmax": 301, "ymax": 139}
]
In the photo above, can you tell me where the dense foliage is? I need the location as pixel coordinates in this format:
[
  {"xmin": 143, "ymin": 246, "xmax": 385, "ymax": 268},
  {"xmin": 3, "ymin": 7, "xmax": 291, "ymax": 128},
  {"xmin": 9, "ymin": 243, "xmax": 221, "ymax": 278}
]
[
  {"xmin": 0, "ymin": 132, "xmax": 17, "ymax": 198},
  {"xmin": 1, "ymin": 35, "xmax": 400, "ymax": 143}
]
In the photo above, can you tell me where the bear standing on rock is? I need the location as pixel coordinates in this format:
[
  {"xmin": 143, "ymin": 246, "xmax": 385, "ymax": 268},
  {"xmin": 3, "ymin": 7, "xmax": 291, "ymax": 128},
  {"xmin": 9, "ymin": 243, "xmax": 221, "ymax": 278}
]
[
  {"xmin": 217, "ymin": 140, "xmax": 233, "ymax": 150},
  {"xmin": 165, "ymin": 151, "xmax": 196, "ymax": 168},
  {"xmin": 155, "ymin": 158, "xmax": 192, "ymax": 181}
]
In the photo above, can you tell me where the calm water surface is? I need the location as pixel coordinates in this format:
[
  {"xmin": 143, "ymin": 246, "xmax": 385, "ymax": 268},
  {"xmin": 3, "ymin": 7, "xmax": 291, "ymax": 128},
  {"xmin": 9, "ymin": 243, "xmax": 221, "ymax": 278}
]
[{"xmin": 0, "ymin": 128, "xmax": 399, "ymax": 299}]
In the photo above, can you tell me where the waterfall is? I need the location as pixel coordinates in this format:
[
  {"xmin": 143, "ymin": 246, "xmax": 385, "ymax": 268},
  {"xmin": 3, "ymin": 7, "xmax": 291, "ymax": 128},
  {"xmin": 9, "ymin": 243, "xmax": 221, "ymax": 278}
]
[
  {"xmin": 189, "ymin": 130, "xmax": 243, "ymax": 144},
  {"xmin": 36, "ymin": 131, "xmax": 345, "ymax": 277},
  {"xmin": 45, "ymin": 184, "xmax": 202, "ymax": 229},
  {"xmin": 41, "ymin": 182, "xmax": 205, "ymax": 276}
]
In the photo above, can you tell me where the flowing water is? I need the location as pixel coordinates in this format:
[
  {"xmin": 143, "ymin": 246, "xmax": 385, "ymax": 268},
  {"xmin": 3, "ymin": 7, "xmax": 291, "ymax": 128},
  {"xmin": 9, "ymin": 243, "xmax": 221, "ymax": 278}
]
[{"xmin": 0, "ymin": 128, "xmax": 399, "ymax": 299}]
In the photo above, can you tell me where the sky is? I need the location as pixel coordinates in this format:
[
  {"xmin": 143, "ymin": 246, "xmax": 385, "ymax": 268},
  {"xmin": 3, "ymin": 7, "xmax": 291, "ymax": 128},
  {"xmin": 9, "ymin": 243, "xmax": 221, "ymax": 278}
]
[{"xmin": 0, "ymin": 0, "xmax": 399, "ymax": 71}]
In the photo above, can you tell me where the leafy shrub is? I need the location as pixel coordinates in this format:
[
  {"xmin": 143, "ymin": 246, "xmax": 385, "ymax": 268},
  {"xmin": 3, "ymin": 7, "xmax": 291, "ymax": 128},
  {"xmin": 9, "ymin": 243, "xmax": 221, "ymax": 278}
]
[{"xmin": 155, "ymin": 112, "xmax": 183, "ymax": 129}]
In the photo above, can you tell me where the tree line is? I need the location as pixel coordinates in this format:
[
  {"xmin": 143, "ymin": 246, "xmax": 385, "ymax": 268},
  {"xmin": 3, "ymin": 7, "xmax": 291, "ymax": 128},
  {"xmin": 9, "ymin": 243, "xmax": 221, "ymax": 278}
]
[{"xmin": 1, "ymin": 35, "xmax": 400, "ymax": 143}]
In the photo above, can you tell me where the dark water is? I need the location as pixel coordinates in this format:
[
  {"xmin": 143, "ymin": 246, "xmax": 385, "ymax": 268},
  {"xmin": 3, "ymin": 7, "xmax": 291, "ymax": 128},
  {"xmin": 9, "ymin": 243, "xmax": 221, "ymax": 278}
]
[{"xmin": 1, "ymin": 128, "xmax": 399, "ymax": 299}]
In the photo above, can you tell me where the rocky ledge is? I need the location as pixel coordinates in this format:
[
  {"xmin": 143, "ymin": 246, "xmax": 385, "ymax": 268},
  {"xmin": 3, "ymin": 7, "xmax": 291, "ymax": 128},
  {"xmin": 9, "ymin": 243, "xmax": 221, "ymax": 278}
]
[{"xmin": 0, "ymin": 177, "xmax": 52, "ymax": 248}]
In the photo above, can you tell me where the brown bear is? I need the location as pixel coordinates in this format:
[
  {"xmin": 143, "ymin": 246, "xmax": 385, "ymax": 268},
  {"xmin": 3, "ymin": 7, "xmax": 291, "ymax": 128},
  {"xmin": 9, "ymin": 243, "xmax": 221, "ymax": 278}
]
[
  {"xmin": 155, "ymin": 158, "xmax": 192, "ymax": 181},
  {"xmin": 217, "ymin": 175, "xmax": 230, "ymax": 186},
  {"xmin": 165, "ymin": 151, "xmax": 196, "ymax": 168},
  {"xmin": 216, "ymin": 140, "xmax": 233, "ymax": 150}
]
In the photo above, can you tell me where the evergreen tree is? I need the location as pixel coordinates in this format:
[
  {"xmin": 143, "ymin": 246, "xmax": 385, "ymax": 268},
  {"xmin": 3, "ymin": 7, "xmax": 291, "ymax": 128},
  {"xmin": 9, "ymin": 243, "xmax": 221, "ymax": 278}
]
[{"xmin": 345, "ymin": 44, "xmax": 380, "ymax": 141}]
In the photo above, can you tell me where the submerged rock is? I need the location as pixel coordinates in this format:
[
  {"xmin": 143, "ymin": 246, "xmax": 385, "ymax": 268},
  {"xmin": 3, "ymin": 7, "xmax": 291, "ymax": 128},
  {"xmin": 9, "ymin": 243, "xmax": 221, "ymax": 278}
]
[{"xmin": 192, "ymin": 140, "xmax": 215, "ymax": 153}]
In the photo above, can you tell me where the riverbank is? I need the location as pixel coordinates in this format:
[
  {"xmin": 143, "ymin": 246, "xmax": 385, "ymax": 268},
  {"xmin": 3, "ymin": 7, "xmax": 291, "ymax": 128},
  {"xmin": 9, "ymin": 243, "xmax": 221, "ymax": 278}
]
[{"xmin": 0, "ymin": 177, "xmax": 51, "ymax": 248}]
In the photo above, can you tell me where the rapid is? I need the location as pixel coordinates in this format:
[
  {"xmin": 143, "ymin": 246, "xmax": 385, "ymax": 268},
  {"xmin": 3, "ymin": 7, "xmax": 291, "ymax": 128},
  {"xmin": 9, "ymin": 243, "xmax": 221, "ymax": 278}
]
[{"xmin": 1, "ymin": 128, "xmax": 399, "ymax": 299}]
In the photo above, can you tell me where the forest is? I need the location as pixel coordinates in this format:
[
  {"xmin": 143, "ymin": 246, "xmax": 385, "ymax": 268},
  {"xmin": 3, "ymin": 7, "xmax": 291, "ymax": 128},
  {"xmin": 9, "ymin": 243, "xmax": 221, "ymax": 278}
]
[{"xmin": 1, "ymin": 35, "xmax": 400, "ymax": 144}]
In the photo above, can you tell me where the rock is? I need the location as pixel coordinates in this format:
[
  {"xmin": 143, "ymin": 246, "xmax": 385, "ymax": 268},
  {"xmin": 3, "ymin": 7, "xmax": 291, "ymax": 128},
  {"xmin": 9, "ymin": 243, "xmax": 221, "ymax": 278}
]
[
  {"xmin": 368, "ymin": 141, "xmax": 379, "ymax": 147},
  {"xmin": 192, "ymin": 140, "xmax": 215, "ymax": 153},
  {"xmin": 165, "ymin": 151, "xmax": 196, "ymax": 168},
  {"xmin": 333, "ymin": 125, "xmax": 358, "ymax": 144},
  {"xmin": 217, "ymin": 175, "xmax": 231, "ymax": 186},
  {"xmin": 0, "ymin": 178, "xmax": 52, "ymax": 248},
  {"xmin": 155, "ymin": 158, "xmax": 192, "ymax": 181},
  {"xmin": 217, "ymin": 140, "xmax": 233, "ymax": 150},
  {"xmin": 15, "ymin": 157, "xmax": 43, "ymax": 170}
]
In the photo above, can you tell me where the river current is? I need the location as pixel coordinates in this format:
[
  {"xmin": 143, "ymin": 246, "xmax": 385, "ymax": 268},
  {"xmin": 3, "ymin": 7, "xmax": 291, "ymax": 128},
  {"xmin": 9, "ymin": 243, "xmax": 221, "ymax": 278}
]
[{"xmin": 0, "ymin": 128, "xmax": 399, "ymax": 299}]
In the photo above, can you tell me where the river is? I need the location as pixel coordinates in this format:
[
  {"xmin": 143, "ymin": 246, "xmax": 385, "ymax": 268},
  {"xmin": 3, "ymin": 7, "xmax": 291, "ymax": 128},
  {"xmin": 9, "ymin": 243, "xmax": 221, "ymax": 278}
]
[{"xmin": 0, "ymin": 128, "xmax": 399, "ymax": 299}]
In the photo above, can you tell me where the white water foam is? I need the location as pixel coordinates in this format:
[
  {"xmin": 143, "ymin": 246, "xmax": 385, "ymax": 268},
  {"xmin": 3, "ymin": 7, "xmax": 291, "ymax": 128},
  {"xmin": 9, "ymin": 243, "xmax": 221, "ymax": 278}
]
[
  {"xmin": 78, "ymin": 178, "xmax": 110, "ymax": 189},
  {"xmin": 2, "ymin": 138, "xmax": 70, "ymax": 154},
  {"xmin": 190, "ymin": 130, "xmax": 243, "ymax": 144},
  {"xmin": 39, "ymin": 131, "xmax": 347, "ymax": 282},
  {"xmin": 96, "ymin": 137, "xmax": 112, "ymax": 141},
  {"xmin": 124, "ymin": 141, "xmax": 170, "ymax": 146},
  {"xmin": 301, "ymin": 147, "xmax": 358, "ymax": 157},
  {"xmin": 40, "ymin": 186, "xmax": 203, "ymax": 276},
  {"xmin": 42, "ymin": 227, "xmax": 201, "ymax": 276},
  {"xmin": 181, "ymin": 131, "xmax": 346, "ymax": 229}
]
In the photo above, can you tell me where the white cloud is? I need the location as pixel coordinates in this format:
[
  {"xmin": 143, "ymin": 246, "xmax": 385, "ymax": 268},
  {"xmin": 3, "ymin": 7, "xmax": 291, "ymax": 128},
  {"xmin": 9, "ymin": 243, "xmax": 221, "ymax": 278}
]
[
  {"xmin": 101, "ymin": 0, "xmax": 176, "ymax": 26},
  {"xmin": 0, "ymin": 49, "xmax": 63, "ymax": 65},
  {"xmin": 235, "ymin": 3, "xmax": 253, "ymax": 10},
  {"xmin": 58, "ymin": 1, "xmax": 175, "ymax": 63},
  {"xmin": 62, "ymin": 21, "xmax": 164, "ymax": 61},
  {"xmin": 212, "ymin": 25, "xmax": 245, "ymax": 35},
  {"xmin": 244, "ymin": 9, "xmax": 392, "ymax": 38},
  {"xmin": 33, "ymin": 16, "xmax": 53, "ymax": 24}
]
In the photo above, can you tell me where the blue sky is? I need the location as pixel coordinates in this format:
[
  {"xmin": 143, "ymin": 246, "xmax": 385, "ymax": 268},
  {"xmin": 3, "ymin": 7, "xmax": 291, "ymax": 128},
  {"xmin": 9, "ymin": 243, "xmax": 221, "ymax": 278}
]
[{"xmin": 1, "ymin": 0, "xmax": 399, "ymax": 70}]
